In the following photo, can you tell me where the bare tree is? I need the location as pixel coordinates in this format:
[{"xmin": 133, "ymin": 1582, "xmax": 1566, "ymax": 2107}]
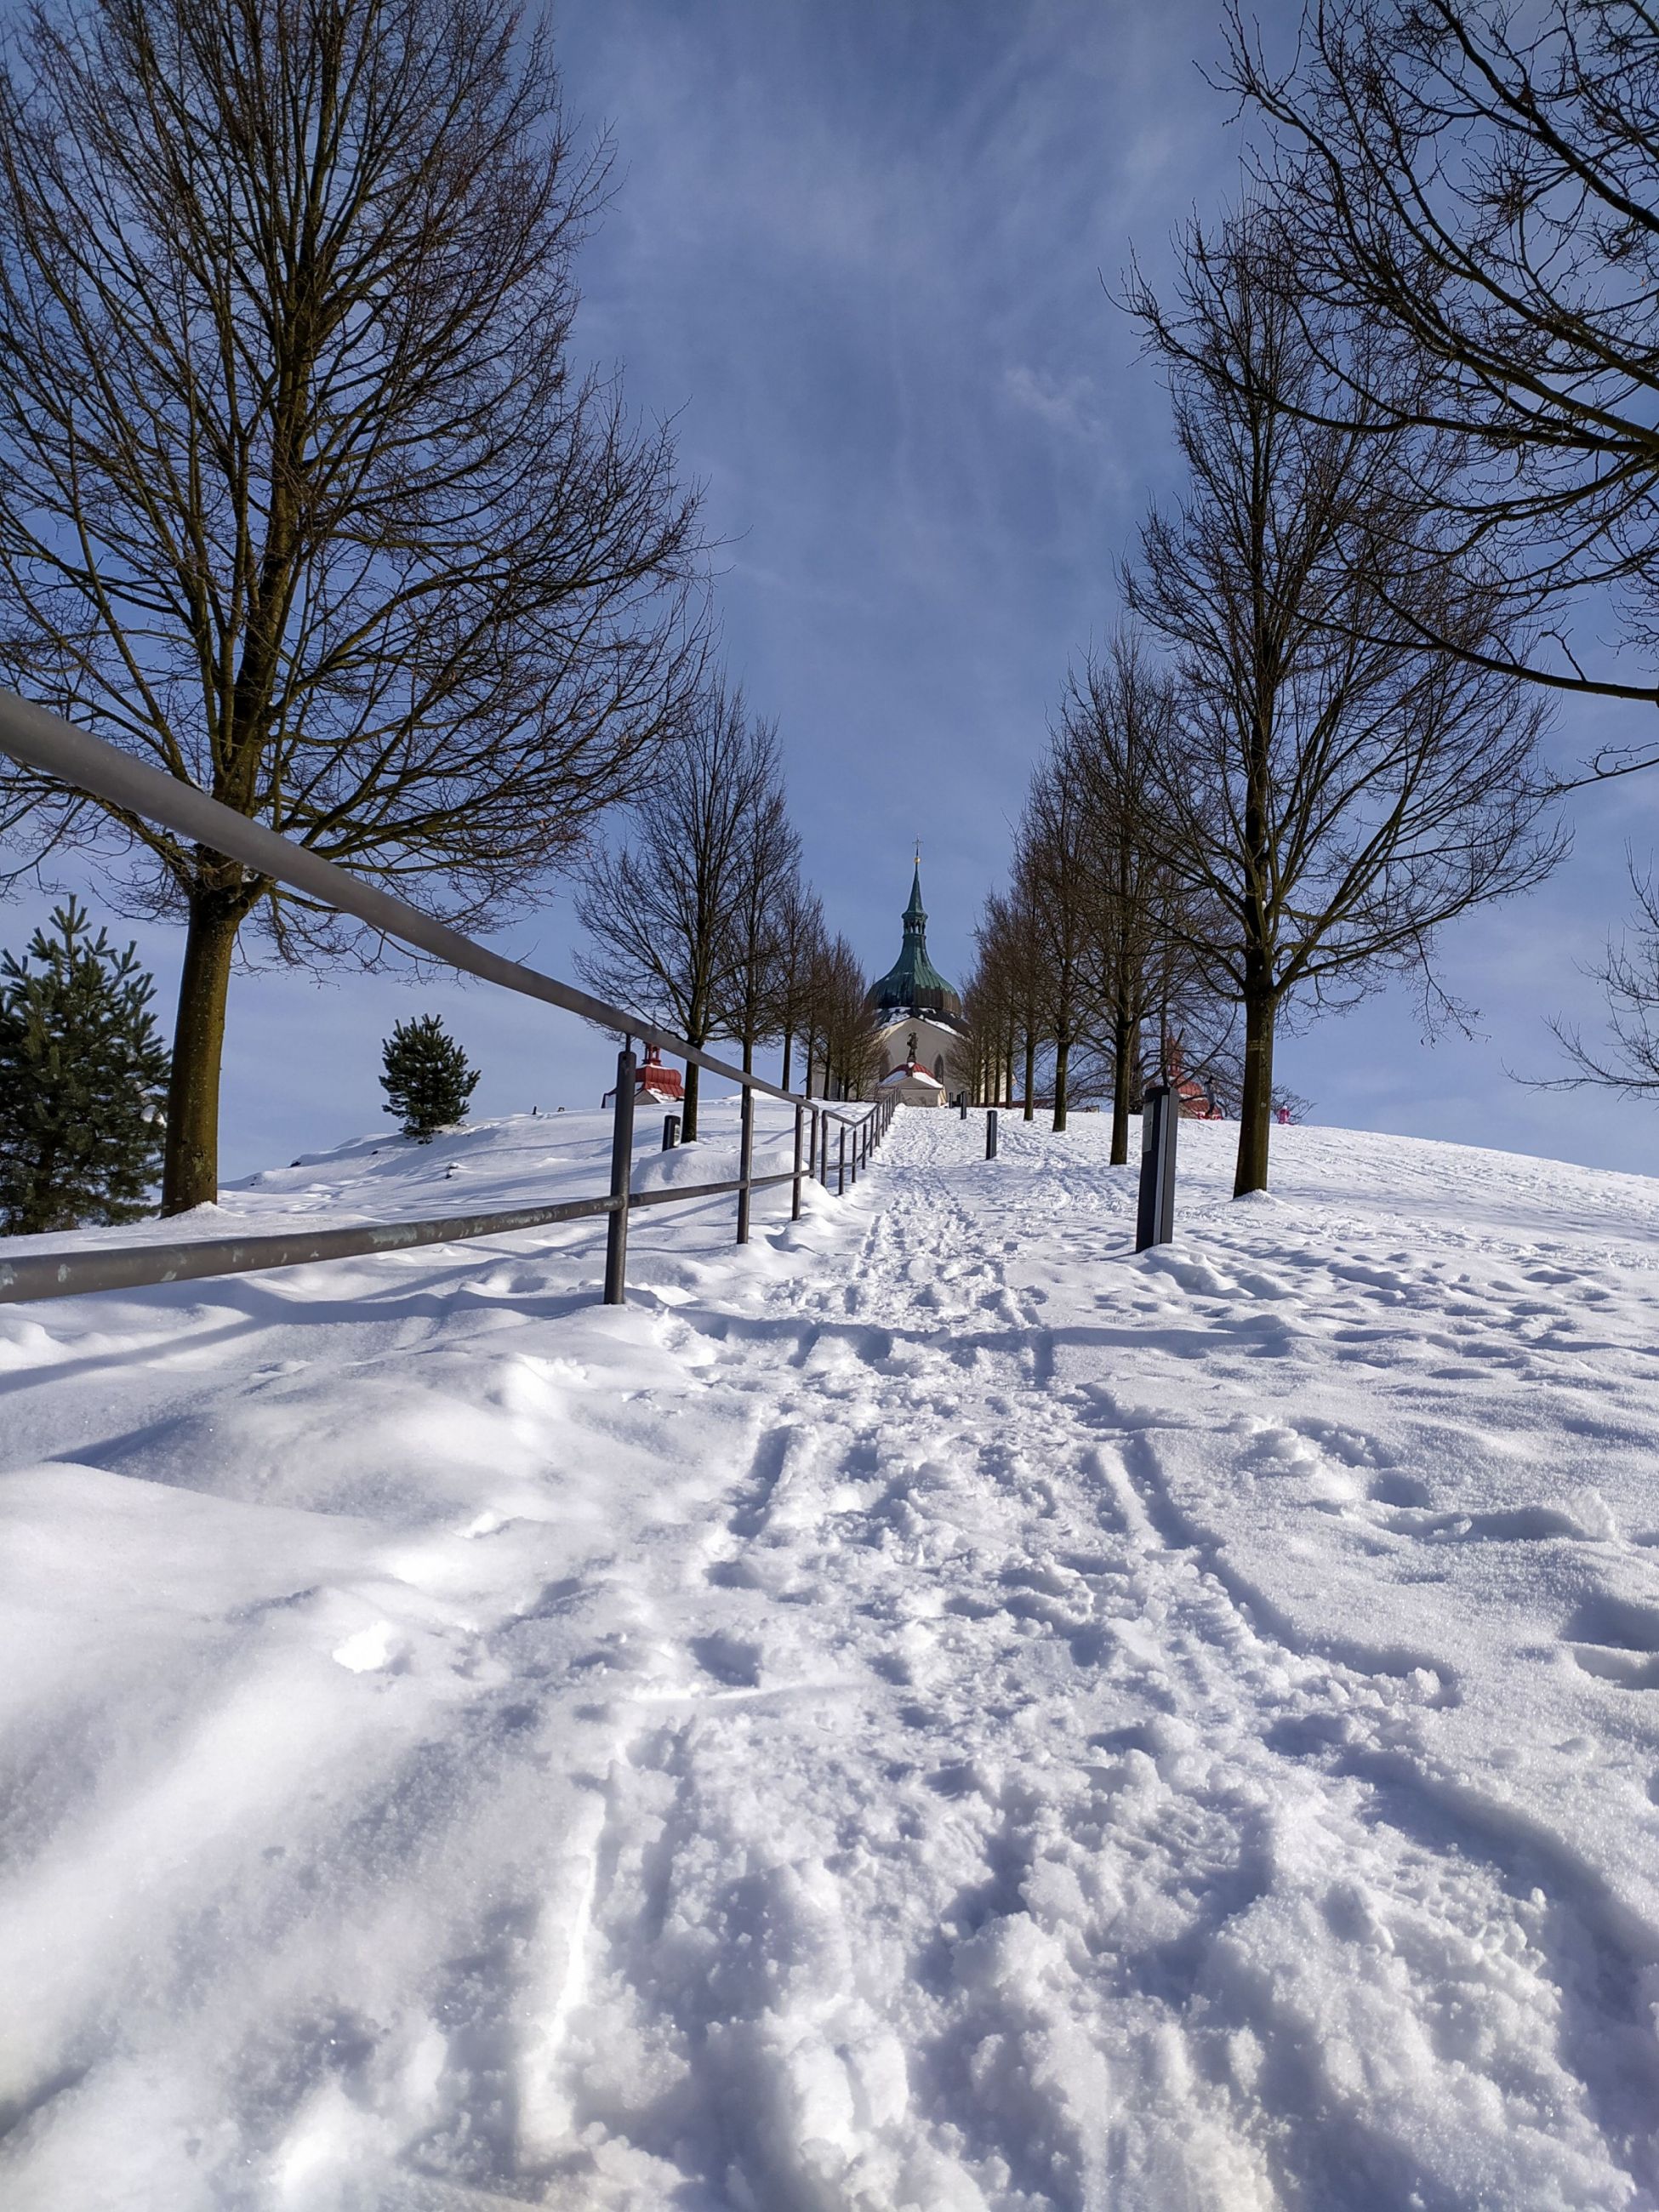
[
  {"xmin": 0, "ymin": 0, "xmax": 702, "ymax": 1209},
  {"xmin": 1059, "ymin": 635, "xmax": 1191, "ymax": 1161},
  {"xmin": 1227, "ymin": 0, "xmax": 1659, "ymax": 749},
  {"xmin": 973, "ymin": 881, "xmax": 1045, "ymax": 1120},
  {"xmin": 772, "ymin": 875, "xmax": 826, "ymax": 1095},
  {"xmin": 1546, "ymin": 858, "xmax": 1659, "ymax": 1097},
  {"xmin": 804, "ymin": 934, "xmax": 879, "ymax": 1103},
  {"xmin": 576, "ymin": 682, "xmax": 769, "ymax": 1142},
  {"xmin": 714, "ymin": 736, "xmax": 801, "ymax": 1074},
  {"xmin": 1124, "ymin": 217, "xmax": 1562, "ymax": 1194},
  {"xmin": 1017, "ymin": 753, "xmax": 1097, "ymax": 1133},
  {"xmin": 961, "ymin": 909, "xmax": 1021, "ymax": 1108}
]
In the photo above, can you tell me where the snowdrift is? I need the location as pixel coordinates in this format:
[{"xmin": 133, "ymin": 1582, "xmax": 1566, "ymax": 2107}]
[{"xmin": 4, "ymin": 1103, "xmax": 1659, "ymax": 2208}]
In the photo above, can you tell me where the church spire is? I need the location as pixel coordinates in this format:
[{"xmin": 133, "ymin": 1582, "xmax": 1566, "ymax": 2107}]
[
  {"xmin": 904, "ymin": 859, "xmax": 926, "ymax": 931},
  {"xmin": 866, "ymin": 853, "xmax": 960, "ymax": 1020}
]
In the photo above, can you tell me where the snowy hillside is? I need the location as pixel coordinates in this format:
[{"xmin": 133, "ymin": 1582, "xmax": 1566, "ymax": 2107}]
[{"xmin": 5, "ymin": 1103, "xmax": 1659, "ymax": 2208}]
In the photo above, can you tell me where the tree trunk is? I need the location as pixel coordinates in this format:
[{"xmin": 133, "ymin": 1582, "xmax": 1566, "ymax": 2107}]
[
  {"xmin": 682, "ymin": 1055, "xmax": 701, "ymax": 1142},
  {"xmin": 162, "ymin": 891, "xmax": 243, "ymax": 1214},
  {"xmin": 1052, "ymin": 1036, "xmax": 1070, "ymax": 1132},
  {"xmin": 780, "ymin": 1029, "xmax": 792, "ymax": 1093},
  {"xmin": 1023, "ymin": 1033, "xmax": 1035, "ymax": 1121},
  {"xmin": 1234, "ymin": 982, "xmax": 1276, "ymax": 1195},
  {"xmin": 1110, "ymin": 1008, "xmax": 1134, "ymax": 1166}
]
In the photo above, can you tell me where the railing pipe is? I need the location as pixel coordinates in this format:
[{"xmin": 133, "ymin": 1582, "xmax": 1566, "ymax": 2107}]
[
  {"xmin": 0, "ymin": 689, "xmax": 889, "ymax": 1308},
  {"xmin": 0, "ymin": 689, "xmax": 824, "ymax": 1117}
]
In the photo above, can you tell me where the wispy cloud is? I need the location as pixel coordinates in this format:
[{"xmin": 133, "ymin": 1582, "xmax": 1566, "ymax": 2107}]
[{"xmin": 1001, "ymin": 363, "xmax": 1102, "ymax": 437}]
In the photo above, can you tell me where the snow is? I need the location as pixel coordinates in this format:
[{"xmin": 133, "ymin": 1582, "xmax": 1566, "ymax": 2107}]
[{"xmin": 5, "ymin": 1101, "xmax": 1659, "ymax": 2207}]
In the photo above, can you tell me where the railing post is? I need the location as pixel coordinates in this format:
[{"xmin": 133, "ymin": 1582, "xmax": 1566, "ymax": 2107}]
[
  {"xmin": 821, "ymin": 1109, "xmax": 830, "ymax": 1189},
  {"xmin": 792, "ymin": 1103, "xmax": 806, "ymax": 1220},
  {"xmin": 837, "ymin": 1125, "xmax": 847, "ymax": 1195},
  {"xmin": 603, "ymin": 1047, "xmax": 637, "ymax": 1304},
  {"xmin": 737, "ymin": 1081, "xmax": 755, "ymax": 1244},
  {"xmin": 1135, "ymin": 1083, "xmax": 1177, "ymax": 1252},
  {"xmin": 986, "ymin": 1109, "xmax": 998, "ymax": 1160},
  {"xmin": 662, "ymin": 1113, "xmax": 680, "ymax": 1150}
]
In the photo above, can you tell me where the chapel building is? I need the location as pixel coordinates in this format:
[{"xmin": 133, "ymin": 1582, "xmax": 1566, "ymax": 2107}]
[{"xmin": 866, "ymin": 862, "xmax": 966, "ymax": 1106}]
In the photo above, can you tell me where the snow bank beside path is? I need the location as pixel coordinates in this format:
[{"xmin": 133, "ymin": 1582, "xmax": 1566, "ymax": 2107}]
[{"xmin": 4, "ymin": 1104, "xmax": 1659, "ymax": 2208}]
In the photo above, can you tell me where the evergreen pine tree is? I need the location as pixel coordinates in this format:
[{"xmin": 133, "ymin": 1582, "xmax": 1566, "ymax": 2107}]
[
  {"xmin": 0, "ymin": 901, "xmax": 170, "ymax": 1233},
  {"xmin": 380, "ymin": 1017, "xmax": 479, "ymax": 1142}
]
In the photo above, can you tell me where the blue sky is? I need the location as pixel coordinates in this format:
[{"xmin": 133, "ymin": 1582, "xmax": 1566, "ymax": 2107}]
[{"xmin": 9, "ymin": 0, "xmax": 1659, "ymax": 1179}]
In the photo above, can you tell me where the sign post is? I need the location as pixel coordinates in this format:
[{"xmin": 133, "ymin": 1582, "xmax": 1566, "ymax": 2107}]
[
  {"xmin": 1135, "ymin": 1083, "xmax": 1177, "ymax": 1252},
  {"xmin": 603, "ymin": 1048, "xmax": 637, "ymax": 1303}
]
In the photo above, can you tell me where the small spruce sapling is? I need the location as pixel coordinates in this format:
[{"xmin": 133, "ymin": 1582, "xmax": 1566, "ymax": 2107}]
[
  {"xmin": 380, "ymin": 1017, "xmax": 479, "ymax": 1141},
  {"xmin": 0, "ymin": 901, "xmax": 169, "ymax": 1232}
]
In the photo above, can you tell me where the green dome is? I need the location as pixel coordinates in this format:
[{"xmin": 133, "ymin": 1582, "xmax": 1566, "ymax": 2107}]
[{"xmin": 868, "ymin": 864, "xmax": 961, "ymax": 1020}]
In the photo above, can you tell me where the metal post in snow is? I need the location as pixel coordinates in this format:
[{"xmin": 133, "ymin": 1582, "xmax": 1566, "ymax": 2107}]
[
  {"xmin": 603, "ymin": 1046, "xmax": 637, "ymax": 1304},
  {"xmin": 792, "ymin": 1104, "xmax": 806, "ymax": 1221},
  {"xmin": 986, "ymin": 1109, "xmax": 998, "ymax": 1160},
  {"xmin": 838, "ymin": 1126, "xmax": 847, "ymax": 1195},
  {"xmin": 662, "ymin": 1113, "xmax": 680, "ymax": 1150},
  {"xmin": 736, "ymin": 1081, "xmax": 755, "ymax": 1244},
  {"xmin": 1135, "ymin": 1082, "xmax": 1177, "ymax": 1252}
]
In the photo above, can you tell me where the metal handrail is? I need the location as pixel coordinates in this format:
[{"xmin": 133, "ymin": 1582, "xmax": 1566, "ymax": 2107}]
[
  {"xmin": 0, "ymin": 1166, "xmax": 823, "ymax": 1304},
  {"xmin": 0, "ymin": 689, "xmax": 896, "ymax": 1307},
  {"xmin": 0, "ymin": 689, "xmax": 864, "ymax": 1114}
]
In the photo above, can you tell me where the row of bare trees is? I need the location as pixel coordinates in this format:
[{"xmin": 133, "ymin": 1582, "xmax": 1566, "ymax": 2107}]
[
  {"xmin": 575, "ymin": 676, "xmax": 875, "ymax": 1137},
  {"xmin": 963, "ymin": 636, "xmax": 1239, "ymax": 1161},
  {"xmin": 972, "ymin": 212, "xmax": 1563, "ymax": 1195},
  {"xmin": 978, "ymin": 0, "xmax": 1659, "ymax": 1182}
]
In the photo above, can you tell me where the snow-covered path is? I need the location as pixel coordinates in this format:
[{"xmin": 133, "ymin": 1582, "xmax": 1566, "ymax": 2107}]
[{"xmin": 7, "ymin": 1104, "xmax": 1659, "ymax": 2207}]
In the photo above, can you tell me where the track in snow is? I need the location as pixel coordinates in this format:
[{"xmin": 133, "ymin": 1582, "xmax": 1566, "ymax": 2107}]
[
  {"xmin": 5, "ymin": 1102, "xmax": 1659, "ymax": 2209},
  {"xmin": 499, "ymin": 1115, "xmax": 1659, "ymax": 2210}
]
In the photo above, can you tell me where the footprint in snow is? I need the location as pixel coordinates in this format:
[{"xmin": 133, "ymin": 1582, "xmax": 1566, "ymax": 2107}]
[{"xmin": 689, "ymin": 1632, "xmax": 764, "ymax": 1688}]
